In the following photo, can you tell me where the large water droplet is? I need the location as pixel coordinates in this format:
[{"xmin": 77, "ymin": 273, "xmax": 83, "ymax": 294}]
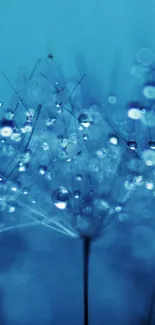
[
  {"xmin": 52, "ymin": 186, "xmax": 70, "ymax": 210},
  {"xmin": 127, "ymin": 140, "xmax": 138, "ymax": 150},
  {"xmin": 143, "ymin": 83, "xmax": 155, "ymax": 99},
  {"xmin": 136, "ymin": 48, "xmax": 155, "ymax": 66},
  {"xmin": 78, "ymin": 113, "xmax": 91, "ymax": 128},
  {"xmin": 142, "ymin": 149, "xmax": 155, "ymax": 166}
]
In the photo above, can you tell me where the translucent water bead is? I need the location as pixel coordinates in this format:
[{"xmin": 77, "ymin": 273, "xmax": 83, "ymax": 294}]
[
  {"xmin": 141, "ymin": 111, "xmax": 155, "ymax": 127},
  {"xmin": 145, "ymin": 181, "xmax": 154, "ymax": 190},
  {"xmin": 142, "ymin": 149, "xmax": 155, "ymax": 166},
  {"xmin": 108, "ymin": 95, "xmax": 117, "ymax": 104},
  {"xmin": 52, "ymin": 186, "xmax": 71, "ymax": 210},
  {"xmin": 7, "ymin": 202, "xmax": 17, "ymax": 213},
  {"xmin": 128, "ymin": 107, "xmax": 142, "ymax": 120},
  {"xmin": 78, "ymin": 113, "xmax": 92, "ymax": 128},
  {"xmin": 108, "ymin": 134, "xmax": 119, "ymax": 145},
  {"xmin": 143, "ymin": 83, "xmax": 155, "ymax": 100},
  {"xmin": 0, "ymin": 119, "xmax": 14, "ymax": 137},
  {"xmin": 136, "ymin": 48, "xmax": 155, "ymax": 66},
  {"xmin": 149, "ymin": 141, "xmax": 155, "ymax": 149},
  {"xmin": 5, "ymin": 110, "xmax": 14, "ymax": 120},
  {"xmin": 127, "ymin": 140, "xmax": 138, "ymax": 150}
]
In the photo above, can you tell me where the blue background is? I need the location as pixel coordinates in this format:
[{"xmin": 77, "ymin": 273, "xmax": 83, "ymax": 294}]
[{"xmin": 0, "ymin": 0, "xmax": 155, "ymax": 324}]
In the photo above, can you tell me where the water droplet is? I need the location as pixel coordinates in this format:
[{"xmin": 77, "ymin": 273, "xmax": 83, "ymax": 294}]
[
  {"xmin": 115, "ymin": 205, "xmax": 122, "ymax": 213},
  {"xmin": 0, "ymin": 119, "xmax": 14, "ymax": 137},
  {"xmin": 141, "ymin": 111, "xmax": 155, "ymax": 127},
  {"xmin": 149, "ymin": 141, "xmax": 155, "ymax": 149},
  {"xmin": 83, "ymin": 134, "xmax": 88, "ymax": 141},
  {"xmin": 128, "ymin": 107, "xmax": 142, "ymax": 120},
  {"xmin": 10, "ymin": 181, "xmax": 20, "ymax": 192},
  {"xmin": 52, "ymin": 186, "xmax": 70, "ymax": 210},
  {"xmin": 74, "ymin": 190, "xmax": 81, "ymax": 199},
  {"xmin": 76, "ymin": 174, "xmax": 83, "ymax": 181},
  {"xmin": 108, "ymin": 134, "xmax": 119, "ymax": 145},
  {"xmin": 5, "ymin": 110, "xmax": 14, "ymax": 120},
  {"xmin": 78, "ymin": 113, "xmax": 91, "ymax": 128},
  {"xmin": 143, "ymin": 83, "xmax": 155, "ymax": 99},
  {"xmin": 38, "ymin": 165, "xmax": 47, "ymax": 175},
  {"xmin": 145, "ymin": 181, "xmax": 154, "ymax": 190},
  {"xmin": 136, "ymin": 48, "xmax": 155, "ymax": 66},
  {"xmin": 108, "ymin": 95, "xmax": 117, "ymax": 104},
  {"xmin": 58, "ymin": 150, "xmax": 68, "ymax": 160},
  {"xmin": 55, "ymin": 101, "xmax": 62, "ymax": 113},
  {"xmin": 23, "ymin": 188, "xmax": 29, "ymax": 195},
  {"xmin": 22, "ymin": 123, "xmax": 33, "ymax": 133},
  {"xmin": 18, "ymin": 163, "xmax": 27, "ymax": 172},
  {"xmin": 142, "ymin": 149, "xmax": 155, "ymax": 166},
  {"xmin": 8, "ymin": 202, "xmax": 17, "ymax": 213},
  {"xmin": 127, "ymin": 140, "xmax": 138, "ymax": 150}
]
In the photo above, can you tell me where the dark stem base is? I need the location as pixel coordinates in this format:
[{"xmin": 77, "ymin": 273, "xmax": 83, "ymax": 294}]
[{"xmin": 83, "ymin": 236, "xmax": 91, "ymax": 325}]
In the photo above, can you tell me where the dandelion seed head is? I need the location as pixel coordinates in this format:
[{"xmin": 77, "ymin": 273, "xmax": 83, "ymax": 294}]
[{"xmin": 0, "ymin": 55, "xmax": 155, "ymax": 238}]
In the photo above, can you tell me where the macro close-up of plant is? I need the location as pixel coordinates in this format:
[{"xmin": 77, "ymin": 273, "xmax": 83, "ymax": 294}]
[{"xmin": 1, "ymin": 1, "xmax": 155, "ymax": 324}]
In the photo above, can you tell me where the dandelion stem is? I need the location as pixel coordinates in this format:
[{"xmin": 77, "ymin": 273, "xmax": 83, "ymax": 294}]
[{"xmin": 83, "ymin": 236, "xmax": 91, "ymax": 325}]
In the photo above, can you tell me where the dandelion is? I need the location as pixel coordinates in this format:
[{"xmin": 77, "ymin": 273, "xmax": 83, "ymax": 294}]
[{"xmin": 0, "ymin": 54, "xmax": 155, "ymax": 324}]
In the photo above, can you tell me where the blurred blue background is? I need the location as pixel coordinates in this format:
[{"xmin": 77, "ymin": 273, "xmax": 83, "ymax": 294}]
[{"xmin": 0, "ymin": 0, "xmax": 155, "ymax": 324}]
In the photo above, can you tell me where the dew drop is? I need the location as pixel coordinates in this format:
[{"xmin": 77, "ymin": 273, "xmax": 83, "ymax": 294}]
[
  {"xmin": 38, "ymin": 165, "xmax": 47, "ymax": 175},
  {"xmin": 108, "ymin": 134, "xmax": 119, "ymax": 145},
  {"xmin": 5, "ymin": 110, "xmax": 14, "ymax": 120},
  {"xmin": 76, "ymin": 174, "xmax": 83, "ymax": 181},
  {"xmin": 142, "ymin": 149, "xmax": 155, "ymax": 166},
  {"xmin": 83, "ymin": 134, "xmax": 88, "ymax": 141},
  {"xmin": 10, "ymin": 181, "xmax": 20, "ymax": 192},
  {"xmin": 52, "ymin": 186, "xmax": 70, "ymax": 210},
  {"xmin": 8, "ymin": 202, "xmax": 17, "ymax": 213},
  {"xmin": 148, "ymin": 140, "xmax": 155, "ymax": 149},
  {"xmin": 78, "ymin": 113, "xmax": 91, "ymax": 128},
  {"xmin": 74, "ymin": 190, "xmax": 81, "ymax": 199},
  {"xmin": 108, "ymin": 95, "xmax": 117, "ymax": 104},
  {"xmin": 0, "ymin": 119, "xmax": 14, "ymax": 138},
  {"xmin": 136, "ymin": 48, "xmax": 155, "ymax": 66},
  {"xmin": 115, "ymin": 205, "xmax": 122, "ymax": 213},
  {"xmin": 127, "ymin": 140, "xmax": 138, "ymax": 150},
  {"xmin": 145, "ymin": 181, "xmax": 154, "ymax": 190},
  {"xmin": 128, "ymin": 108, "xmax": 142, "ymax": 120},
  {"xmin": 143, "ymin": 83, "xmax": 155, "ymax": 99}
]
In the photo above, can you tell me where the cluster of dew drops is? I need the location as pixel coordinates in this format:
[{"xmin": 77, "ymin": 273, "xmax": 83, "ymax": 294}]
[{"xmin": 0, "ymin": 49, "xmax": 155, "ymax": 238}]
